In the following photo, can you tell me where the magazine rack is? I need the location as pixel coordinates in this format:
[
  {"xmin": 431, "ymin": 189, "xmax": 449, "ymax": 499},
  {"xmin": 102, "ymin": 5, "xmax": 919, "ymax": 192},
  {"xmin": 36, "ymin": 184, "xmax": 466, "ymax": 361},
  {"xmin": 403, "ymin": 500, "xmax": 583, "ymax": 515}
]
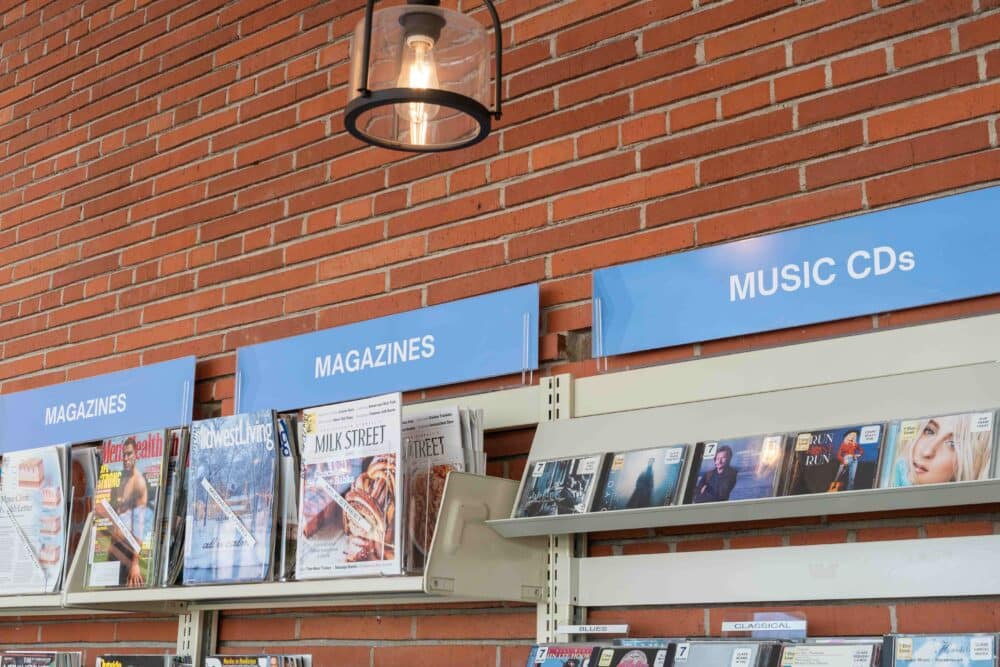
[{"xmin": 57, "ymin": 472, "xmax": 547, "ymax": 612}]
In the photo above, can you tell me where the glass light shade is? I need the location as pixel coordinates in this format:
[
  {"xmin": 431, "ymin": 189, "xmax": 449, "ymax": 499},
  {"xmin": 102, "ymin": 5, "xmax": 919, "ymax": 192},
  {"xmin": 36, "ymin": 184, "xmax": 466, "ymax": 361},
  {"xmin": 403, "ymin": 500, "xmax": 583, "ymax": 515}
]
[{"xmin": 346, "ymin": 4, "xmax": 492, "ymax": 151}]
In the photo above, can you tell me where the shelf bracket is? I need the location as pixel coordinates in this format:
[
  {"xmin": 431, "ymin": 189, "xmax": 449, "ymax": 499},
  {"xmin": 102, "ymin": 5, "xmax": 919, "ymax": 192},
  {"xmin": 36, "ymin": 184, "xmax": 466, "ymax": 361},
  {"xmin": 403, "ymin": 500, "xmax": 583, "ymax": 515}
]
[
  {"xmin": 177, "ymin": 608, "xmax": 218, "ymax": 665},
  {"xmin": 540, "ymin": 373, "xmax": 573, "ymax": 422}
]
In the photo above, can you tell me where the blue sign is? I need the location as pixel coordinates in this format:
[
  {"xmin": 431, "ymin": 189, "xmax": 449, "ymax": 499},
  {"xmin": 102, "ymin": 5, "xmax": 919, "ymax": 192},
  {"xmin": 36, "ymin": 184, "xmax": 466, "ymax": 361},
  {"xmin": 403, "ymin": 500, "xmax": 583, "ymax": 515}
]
[
  {"xmin": 236, "ymin": 284, "xmax": 539, "ymax": 412},
  {"xmin": 593, "ymin": 187, "xmax": 1000, "ymax": 357},
  {"xmin": 0, "ymin": 356, "xmax": 195, "ymax": 453}
]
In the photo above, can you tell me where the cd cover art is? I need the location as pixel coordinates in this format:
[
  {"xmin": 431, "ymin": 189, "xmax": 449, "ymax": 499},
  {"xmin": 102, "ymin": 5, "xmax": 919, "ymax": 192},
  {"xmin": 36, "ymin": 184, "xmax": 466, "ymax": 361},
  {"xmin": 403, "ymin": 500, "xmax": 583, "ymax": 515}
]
[
  {"xmin": 96, "ymin": 657, "xmax": 174, "ymax": 667},
  {"xmin": 183, "ymin": 411, "xmax": 278, "ymax": 585},
  {"xmin": 880, "ymin": 411, "xmax": 997, "ymax": 488},
  {"xmin": 591, "ymin": 647, "xmax": 673, "ymax": 667},
  {"xmin": 592, "ymin": 445, "xmax": 688, "ymax": 511},
  {"xmin": 88, "ymin": 430, "xmax": 168, "ymax": 589},
  {"xmin": 687, "ymin": 436, "xmax": 786, "ymax": 503},
  {"xmin": 526, "ymin": 645, "xmax": 599, "ymax": 667},
  {"xmin": 679, "ymin": 641, "xmax": 776, "ymax": 667},
  {"xmin": 783, "ymin": 424, "xmax": 885, "ymax": 495},
  {"xmin": 890, "ymin": 634, "xmax": 996, "ymax": 667},
  {"xmin": 513, "ymin": 455, "xmax": 602, "ymax": 518},
  {"xmin": 781, "ymin": 642, "xmax": 879, "ymax": 667},
  {"xmin": 296, "ymin": 392, "xmax": 403, "ymax": 579}
]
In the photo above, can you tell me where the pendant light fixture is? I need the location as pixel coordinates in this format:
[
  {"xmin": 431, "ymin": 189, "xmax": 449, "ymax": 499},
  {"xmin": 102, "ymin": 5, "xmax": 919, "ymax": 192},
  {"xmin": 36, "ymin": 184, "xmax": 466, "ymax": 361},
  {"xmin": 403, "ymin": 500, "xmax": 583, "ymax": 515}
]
[{"xmin": 345, "ymin": 0, "xmax": 503, "ymax": 152}]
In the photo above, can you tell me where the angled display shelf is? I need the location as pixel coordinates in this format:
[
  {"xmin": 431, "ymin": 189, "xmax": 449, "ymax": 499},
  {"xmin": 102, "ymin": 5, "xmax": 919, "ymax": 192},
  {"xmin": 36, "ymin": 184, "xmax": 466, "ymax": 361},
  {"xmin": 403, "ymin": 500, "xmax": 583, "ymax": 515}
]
[
  {"xmin": 61, "ymin": 472, "xmax": 547, "ymax": 613},
  {"xmin": 0, "ymin": 594, "xmax": 67, "ymax": 616},
  {"xmin": 489, "ymin": 313, "xmax": 1000, "ymax": 539}
]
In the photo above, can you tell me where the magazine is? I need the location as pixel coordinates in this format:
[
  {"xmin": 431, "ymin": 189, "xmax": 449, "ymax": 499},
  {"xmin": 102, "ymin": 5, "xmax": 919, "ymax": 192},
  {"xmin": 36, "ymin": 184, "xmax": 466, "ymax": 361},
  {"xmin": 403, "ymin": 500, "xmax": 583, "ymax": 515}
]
[
  {"xmin": 67, "ymin": 445, "xmax": 97, "ymax": 565},
  {"xmin": 88, "ymin": 430, "xmax": 168, "ymax": 589},
  {"xmin": 183, "ymin": 411, "xmax": 279, "ymax": 585},
  {"xmin": 296, "ymin": 392, "xmax": 403, "ymax": 579},
  {"xmin": 402, "ymin": 407, "xmax": 467, "ymax": 571},
  {"xmin": 158, "ymin": 428, "xmax": 189, "ymax": 587},
  {"xmin": 0, "ymin": 445, "xmax": 68, "ymax": 594}
]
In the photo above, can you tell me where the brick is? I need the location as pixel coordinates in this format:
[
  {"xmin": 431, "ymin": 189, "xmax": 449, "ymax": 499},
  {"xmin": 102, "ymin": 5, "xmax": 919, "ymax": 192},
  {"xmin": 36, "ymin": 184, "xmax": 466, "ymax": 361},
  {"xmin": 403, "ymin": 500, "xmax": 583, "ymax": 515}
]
[
  {"xmin": 894, "ymin": 28, "xmax": 952, "ymax": 69},
  {"xmin": 285, "ymin": 272, "xmax": 386, "ymax": 313},
  {"xmin": 623, "ymin": 112, "xmax": 667, "ymax": 145},
  {"xmin": 390, "ymin": 244, "xmax": 505, "ymax": 289},
  {"xmin": 223, "ymin": 312, "xmax": 316, "ymax": 350},
  {"xmin": 557, "ymin": 0, "xmax": 689, "ymax": 55},
  {"xmin": 299, "ymin": 613, "xmax": 412, "ymax": 640},
  {"xmin": 318, "ymin": 290, "xmax": 423, "ymax": 329},
  {"xmin": 803, "ymin": 55, "xmax": 980, "ymax": 127},
  {"xmin": 896, "ymin": 601, "xmax": 1000, "ymax": 633},
  {"xmin": 705, "ymin": 0, "xmax": 871, "ymax": 61},
  {"xmin": 702, "ymin": 121, "xmax": 864, "ymax": 184},
  {"xmin": 807, "ymin": 122, "xmax": 991, "ymax": 189},
  {"xmin": 559, "ymin": 43, "xmax": 697, "ymax": 108},
  {"xmin": 788, "ymin": 529, "xmax": 850, "ymax": 546},
  {"xmin": 880, "ymin": 293, "xmax": 1000, "ymax": 329},
  {"xmin": 830, "ymin": 49, "xmax": 888, "ymax": 87},
  {"xmin": 388, "ymin": 190, "xmax": 501, "ymax": 237},
  {"xmin": 196, "ymin": 297, "xmax": 284, "ymax": 334},
  {"xmin": 116, "ymin": 319, "xmax": 196, "ymax": 352},
  {"xmin": 514, "ymin": 0, "xmax": 635, "ymax": 44},
  {"xmin": 924, "ymin": 520, "xmax": 993, "ymax": 538},
  {"xmin": 531, "ymin": 138, "xmax": 575, "ymax": 170},
  {"xmin": 774, "ymin": 65, "xmax": 827, "ymax": 102},
  {"xmin": 389, "ymin": 135, "xmax": 500, "ymax": 186},
  {"xmin": 218, "ymin": 615, "xmax": 298, "ymax": 642},
  {"xmin": 414, "ymin": 612, "xmax": 536, "ymax": 639},
  {"xmin": 510, "ymin": 208, "xmax": 641, "ymax": 260},
  {"xmin": 647, "ymin": 169, "xmax": 801, "ymax": 228},
  {"xmin": 793, "ymin": 0, "xmax": 974, "ymax": 64},
  {"xmin": 867, "ymin": 81, "xmax": 1000, "ymax": 142},
  {"xmin": 553, "ymin": 164, "xmax": 696, "ymax": 222},
  {"xmin": 197, "ymin": 249, "xmax": 283, "ymax": 287},
  {"xmin": 224, "ymin": 265, "xmax": 317, "ymax": 305},
  {"xmin": 552, "ymin": 223, "xmax": 694, "ymax": 277},
  {"xmin": 507, "ymin": 153, "xmax": 635, "ymax": 206},
  {"xmin": 866, "ymin": 149, "xmax": 1000, "ymax": 207},
  {"xmin": 318, "ymin": 237, "xmax": 425, "ymax": 281},
  {"xmin": 427, "ymin": 258, "xmax": 546, "ymax": 305},
  {"xmin": 730, "ymin": 535, "xmax": 784, "ymax": 549},
  {"xmin": 709, "ymin": 605, "xmax": 890, "ymax": 635},
  {"xmin": 698, "ymin": 184, "xmax": 864, "ymax": 244},
  {"xmin": 375, "ymin": 646, "xmax": 496, "ymax": 667},
  {"xmin": 721, "ymin": 81, "xmax": 771, "ymax": 118},
  {"xmin": 644, "ymin": 108, "xmax": 793, "ymax": 169},
  {"xmin": 856, "ymin": 526, "xmax": 920, "ymax": 542},
  {"xmin": 505, "ymin": 95, "xmax": 629, "ymax": 152},
  {"xmin": 509, "ymin": 38, "xmax": 637, "ymax": 99},
  {"xmin": 644, "ymin": 0, "xmax": 795, "ymax": 53},
  {"xmin": 547, "ymin": 304, "xmax": 591, "ymax": 333},
  {"xmin": 143, "ymin": 289, "xmax": 225, "ymax": 324},
  {"xmin": 959, "ymin": 11, "xmax": 1000, "ymax": 50},
  {"xmin": 120, "ymin": 275, "xmax": 196, "ymax": 309},
  {"xmin": 635, "ymin": 46, "xmax": 786, "ymax": 111}
]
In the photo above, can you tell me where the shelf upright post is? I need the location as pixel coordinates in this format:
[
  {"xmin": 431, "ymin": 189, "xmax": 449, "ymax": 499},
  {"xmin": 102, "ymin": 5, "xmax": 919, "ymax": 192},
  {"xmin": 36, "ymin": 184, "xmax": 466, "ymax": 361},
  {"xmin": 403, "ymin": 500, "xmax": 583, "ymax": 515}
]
[
  {"xmin": 536, "ymin": 374, "xmax": 583, "ymax": 642},
  {"xmin": 177, "ymin": 608, "xmax": 218, "ymax": 665}
]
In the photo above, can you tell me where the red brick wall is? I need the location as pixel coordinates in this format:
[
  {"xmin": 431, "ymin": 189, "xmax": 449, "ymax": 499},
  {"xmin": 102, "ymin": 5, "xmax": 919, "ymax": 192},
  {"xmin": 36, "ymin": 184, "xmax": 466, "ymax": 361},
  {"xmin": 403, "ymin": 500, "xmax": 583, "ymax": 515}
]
[{"xmin": 2, "ymin": 0, "xmax": 1000, "ymax": 662}]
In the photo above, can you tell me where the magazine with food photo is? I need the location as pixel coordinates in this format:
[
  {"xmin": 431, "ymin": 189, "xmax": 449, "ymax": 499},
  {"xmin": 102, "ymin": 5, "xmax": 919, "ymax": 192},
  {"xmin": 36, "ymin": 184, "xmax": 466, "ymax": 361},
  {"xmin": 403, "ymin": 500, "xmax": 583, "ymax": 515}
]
[{"xmin": 296, "ymin": 392, "xmax": 403, "ymax": 579}]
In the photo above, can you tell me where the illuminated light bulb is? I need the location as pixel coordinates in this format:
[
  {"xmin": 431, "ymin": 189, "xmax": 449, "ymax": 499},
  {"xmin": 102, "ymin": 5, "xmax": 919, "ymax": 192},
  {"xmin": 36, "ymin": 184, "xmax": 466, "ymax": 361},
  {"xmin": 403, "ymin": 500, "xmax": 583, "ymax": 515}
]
[{"xmin": 396, "ymin": 34, "xmax": 440, "ymax": 146}]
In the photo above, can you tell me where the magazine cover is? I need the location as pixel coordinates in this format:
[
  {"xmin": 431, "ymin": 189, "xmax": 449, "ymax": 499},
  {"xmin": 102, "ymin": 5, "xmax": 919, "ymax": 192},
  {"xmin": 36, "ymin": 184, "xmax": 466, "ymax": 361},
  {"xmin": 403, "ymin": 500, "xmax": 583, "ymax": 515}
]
[
  {"xmin": 514, "ymin": 455, "xmax": 603, "ymax": 518},
  {"xmin": 591, "ymin": 647, "xmax": 673, "ymax": 667},
  {"xmin": 96, "ymin": 657, "xmax": 173, "ymax": 667},
  {"xmin": 183, "ymin": 411, "xmax": 279, "ymax": 585},
  {"xmin": 592, "ymin": 445, "xmax": 688, "ymax": 511},
  {"xmin": 275, "ymin": 414, "xmax": 299, "ymax": 582},
  {"xmin": 158, "ymin": 429, "xmax": 189, "ymax": 587},
  {"xmin": 403, "ymin": 407, "xmax": 466, "ymax": 571},
  {"xmin": 88, "ymin": 430, "xmax": 168, "ymax": 589},
  {"xmin": 880, "ymin": 411, "xmax": 997, "ymax": 488},
  {"xmin": 890, "ymin": 634, "xmax": 996, "ymax": 667},
  {"xmin": 783, "ymin": 424, "xmax": 885, "ymax": 495},
  {"xmin": 0, "ymin": 445, "xmax": 67, "ymax": 595},
  {"xmin": 67, "ymin": 445, "xmax": 97, "ymax": 564},
  {"xmin": 781, "ymin": 642, "xmax": 879, "ymax": 667},
  {"xmin": 685, "ymin": 435, "xmax": 787, "ymax": 504},
  {"xmin": 525, "ymin": 645, "xmax": 600, "ymax": 667},
  {"xmin": 296, "ymin": 392, "xmax": 403, "ymax": 579}
]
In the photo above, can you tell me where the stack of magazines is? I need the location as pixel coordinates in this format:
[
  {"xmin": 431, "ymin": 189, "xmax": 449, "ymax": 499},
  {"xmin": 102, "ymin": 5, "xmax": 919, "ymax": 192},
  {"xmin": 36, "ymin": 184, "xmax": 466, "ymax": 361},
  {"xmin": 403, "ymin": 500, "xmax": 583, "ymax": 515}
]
[
  {"xmin": 512, "ymin": 409, "xmax": 999, "ymax": 518},
  {"xmin": 0, "ymin": 653, "xmax": 82, "ymax": 667}
]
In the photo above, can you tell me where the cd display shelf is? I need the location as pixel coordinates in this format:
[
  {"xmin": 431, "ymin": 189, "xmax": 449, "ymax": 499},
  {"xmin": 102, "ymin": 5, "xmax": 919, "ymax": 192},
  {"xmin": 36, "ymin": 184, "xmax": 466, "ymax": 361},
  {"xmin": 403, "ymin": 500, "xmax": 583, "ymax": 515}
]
[{"xmin": 485, "ymin": 312, "xmax": 1000, "ymax": 633}]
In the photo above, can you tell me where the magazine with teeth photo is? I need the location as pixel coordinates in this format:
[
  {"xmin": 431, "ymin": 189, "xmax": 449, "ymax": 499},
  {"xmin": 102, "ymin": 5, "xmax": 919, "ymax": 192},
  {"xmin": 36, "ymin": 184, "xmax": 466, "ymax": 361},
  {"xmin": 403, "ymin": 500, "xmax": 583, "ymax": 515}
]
[
  {"xmin": 183, "ymin": 411, "xmax": 279, "ymax": 585},
  {"xmin": 295, "ymin": 392, "xmax": 403, "ymax": 579},
  {"xmin": 0, "ymin": 445, "xmax": 68, "ymax": 595}
]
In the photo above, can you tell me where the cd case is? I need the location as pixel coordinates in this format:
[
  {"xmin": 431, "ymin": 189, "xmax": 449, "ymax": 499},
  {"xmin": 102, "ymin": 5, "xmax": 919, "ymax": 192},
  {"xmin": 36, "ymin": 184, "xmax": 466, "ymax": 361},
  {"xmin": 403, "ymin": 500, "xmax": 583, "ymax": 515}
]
[{"xmin": 513, "ymin": 455, "xmax": 603, "ymax": 518}]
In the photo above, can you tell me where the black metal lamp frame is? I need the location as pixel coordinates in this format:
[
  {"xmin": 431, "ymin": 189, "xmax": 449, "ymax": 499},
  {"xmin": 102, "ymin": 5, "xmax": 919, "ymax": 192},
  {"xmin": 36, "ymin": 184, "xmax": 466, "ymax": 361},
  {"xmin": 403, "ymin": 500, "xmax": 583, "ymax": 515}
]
[{"xmin": 344, "ymin": 0, "xmax": 504, "ymax": 153}]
